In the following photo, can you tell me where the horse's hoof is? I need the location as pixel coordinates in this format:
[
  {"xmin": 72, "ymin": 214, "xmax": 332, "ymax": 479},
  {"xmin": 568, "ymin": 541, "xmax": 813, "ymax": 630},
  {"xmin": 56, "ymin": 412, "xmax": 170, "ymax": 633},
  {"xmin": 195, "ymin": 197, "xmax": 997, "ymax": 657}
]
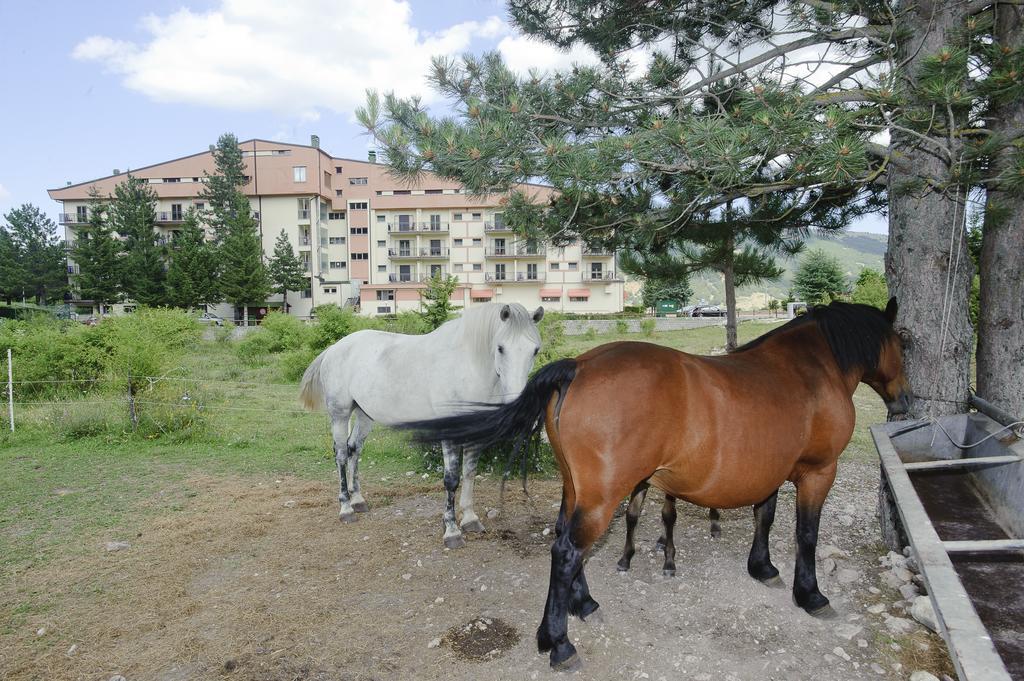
[
  {"xmin": 340, "ymin": 512, "xmax": 358, "ymax": 523},
  {"xmin": 710, "ymin": 526, "xmax": 721, "ymax": 539},
  {"xmin": 551, "ymin": 652, "xmax": 581, "ymax": 672},
  {"xmin": 460, "ymin": 519, "xmax": 485, "ymax": 533},
  {"xmin": 663, "ymin": 568, "xmax": 676, "ymax": 577},
  {"xmin": 807, "ymin": 603, "xmax": 838, "ymax": 620},
  {"xmin": 760, "ymin": 575, "xmax": 785, "ymax": 589},
  {"xmin": 352, "ymin": 501, "xmax": 370, "ymax": 513},
  {"xmin": 616, "ymin": 560, "xmax": 630, "ymax": 572},
  {"xmin": 444, "ymin": 535, "xmax": 466, "ymax": 549}
]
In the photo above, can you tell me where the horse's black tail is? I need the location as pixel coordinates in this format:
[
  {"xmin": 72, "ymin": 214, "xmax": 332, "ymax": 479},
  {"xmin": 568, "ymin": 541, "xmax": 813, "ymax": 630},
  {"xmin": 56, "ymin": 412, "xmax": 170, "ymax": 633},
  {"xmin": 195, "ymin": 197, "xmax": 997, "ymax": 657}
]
[{"xmin": 399, "ymin": 358, "xmax": 577, "ymax": 453}]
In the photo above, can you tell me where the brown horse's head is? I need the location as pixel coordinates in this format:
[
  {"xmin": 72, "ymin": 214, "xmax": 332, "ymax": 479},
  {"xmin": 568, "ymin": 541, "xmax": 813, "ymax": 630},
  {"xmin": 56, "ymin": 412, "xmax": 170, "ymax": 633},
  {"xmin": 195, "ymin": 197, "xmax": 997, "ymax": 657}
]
[{"xmin": 861, "ymin": 297, "xmax": 911, "ymax": 416}]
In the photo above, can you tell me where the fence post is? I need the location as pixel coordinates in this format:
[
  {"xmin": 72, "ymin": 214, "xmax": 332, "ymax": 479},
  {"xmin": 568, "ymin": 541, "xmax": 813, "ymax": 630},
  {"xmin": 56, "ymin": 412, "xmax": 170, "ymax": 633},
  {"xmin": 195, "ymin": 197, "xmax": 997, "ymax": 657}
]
[
  {"xmin": 127, "ymin": 370, "xmax": 138, "ymax": 432},
  {"xmin": 6, "ymin": 348, "xmax": 12, "ymax": 433}
]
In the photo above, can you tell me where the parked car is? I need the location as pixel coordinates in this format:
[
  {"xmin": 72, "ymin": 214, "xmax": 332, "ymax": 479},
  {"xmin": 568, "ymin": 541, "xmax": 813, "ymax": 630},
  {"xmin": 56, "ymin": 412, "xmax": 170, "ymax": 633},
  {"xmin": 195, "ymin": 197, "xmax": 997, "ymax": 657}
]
[
  {"xmin": 197, "ymin": 312, "xmax": 225, "ymax": 327},
  {"xmin": 691, "ymin": 305, "xmax": 726, "ymax": 317}
]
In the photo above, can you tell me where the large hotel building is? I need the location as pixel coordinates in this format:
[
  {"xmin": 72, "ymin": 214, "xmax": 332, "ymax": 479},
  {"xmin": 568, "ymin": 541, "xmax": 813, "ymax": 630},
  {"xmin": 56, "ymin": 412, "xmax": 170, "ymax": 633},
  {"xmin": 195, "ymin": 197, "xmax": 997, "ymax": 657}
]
[{"xmin": 48, "ymin": 138, "xmax": 624, "ymax": 320}]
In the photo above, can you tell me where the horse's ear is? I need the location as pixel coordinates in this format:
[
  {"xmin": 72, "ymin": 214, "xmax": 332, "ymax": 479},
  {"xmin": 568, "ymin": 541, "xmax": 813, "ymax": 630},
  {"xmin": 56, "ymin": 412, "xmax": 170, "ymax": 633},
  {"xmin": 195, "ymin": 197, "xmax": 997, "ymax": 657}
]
[
  {"xmin": 532, "ymin": 306, "xmax": 544, "ymax": 323},
  {"xmin": 499, "ymin": 304, "xmax": 511, "ymax": 321},
  {"xmin": 884, "ymin": 297, "xmax": 898, "ymax": 324}
]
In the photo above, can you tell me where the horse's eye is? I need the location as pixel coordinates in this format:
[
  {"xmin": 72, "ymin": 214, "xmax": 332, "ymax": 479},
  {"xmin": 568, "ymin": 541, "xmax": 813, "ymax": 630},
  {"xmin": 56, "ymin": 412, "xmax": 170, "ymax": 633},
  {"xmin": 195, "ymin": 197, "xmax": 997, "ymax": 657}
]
[{"xmin": 498, "ymin": 345, "xmax": 505, "ymax": 354}]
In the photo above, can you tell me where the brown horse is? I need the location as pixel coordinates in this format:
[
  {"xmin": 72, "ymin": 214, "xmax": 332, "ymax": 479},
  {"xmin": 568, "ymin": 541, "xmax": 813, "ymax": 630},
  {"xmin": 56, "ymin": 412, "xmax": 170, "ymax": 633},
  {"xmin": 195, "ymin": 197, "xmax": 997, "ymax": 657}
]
[
  {"xmin": 616, "ymin": 490, "xmax": 725, "ymax": 576},
  {"xmin": 403, "ymin": 300, "xmax": 910, "ymax": 670}
]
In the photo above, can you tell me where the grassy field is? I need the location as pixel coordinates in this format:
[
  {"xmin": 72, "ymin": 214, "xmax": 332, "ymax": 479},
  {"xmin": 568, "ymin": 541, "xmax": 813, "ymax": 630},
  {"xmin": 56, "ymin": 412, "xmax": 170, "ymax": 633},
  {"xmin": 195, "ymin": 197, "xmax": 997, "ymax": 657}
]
[{"xmin": 0, "ymin": 319, "xmax": 887, "ymax": 593}]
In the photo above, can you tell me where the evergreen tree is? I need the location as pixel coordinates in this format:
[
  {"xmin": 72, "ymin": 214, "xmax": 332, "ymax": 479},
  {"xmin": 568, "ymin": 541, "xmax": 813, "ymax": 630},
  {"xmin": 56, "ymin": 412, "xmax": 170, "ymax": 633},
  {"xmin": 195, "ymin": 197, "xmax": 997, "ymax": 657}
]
[
  {"xmin": 72, "ymin": 190, "xmax": 122, "ymax": 315},
  {"xmin": 767, "ymin": 299, "xmax": 780, "ymax": 317},
  {"xmin": 219, "ymin": 193, "xmax": 270, "ymax": 326},
  {"xmin": 201, "ymin": 133, "xmax": 248, "ymax": 242},
  {"xmin": 850, "ymin": 268, "xmax": 889, "ymax": 310},
  {"xmin": 267, "ymin": 229, "xmax": 309, "ymax": 313},
  {"xmin": 166, "ymin": 208, "xmax": 220, "ymax": 310},
  {"xmin": 2, "ymin": 204, "xmax": 67, "ymax": 304},
  {"xmin": 0, "ymin": 226, "xmax": 22, "ymax": 304},
  {"xmin": 793, "ymin": 249, "xmax": 847, "ymax": 305},
  {"xmin": 638, "ymin": 275, "xmax": 692, "ymax": 312},
  {"xmin": 110, "ymin": 175, "xmax": 166, "ymax": 307},
  {"xmin": 360, "ymin": 0, "xmax": 1023, "ymax": 418},
  {"xmin": 420, "ymin": 272, "xmax": 459, "ymax": 330}
]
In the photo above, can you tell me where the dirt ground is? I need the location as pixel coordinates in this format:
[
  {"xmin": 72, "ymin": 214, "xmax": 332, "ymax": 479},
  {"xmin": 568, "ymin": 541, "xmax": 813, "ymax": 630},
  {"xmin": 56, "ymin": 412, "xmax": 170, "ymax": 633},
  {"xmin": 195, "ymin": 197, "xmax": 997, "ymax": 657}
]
[{"xmin": 2, "ymin": 460, "xmax": 951, "ymax": 681}]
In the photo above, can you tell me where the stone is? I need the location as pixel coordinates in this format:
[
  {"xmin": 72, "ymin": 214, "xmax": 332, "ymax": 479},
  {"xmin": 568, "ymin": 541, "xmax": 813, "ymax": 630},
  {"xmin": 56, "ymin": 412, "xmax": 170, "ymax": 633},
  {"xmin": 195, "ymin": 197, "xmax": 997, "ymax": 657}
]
[
  {"xmin": 912, "ymin": 574, "xmax": 928, "ymax": 593},
  {"xmin": 428, "ymin": 638, "xmax": 441, "ymax": 649},
  {"xmin": 833, "ymin": 623, "xmax": 862, "ymax": 640},
  {"xmin": 903, "ymin": 546, "xmax": 912, "ymax": 557},
  {"xmin": 109, "ymin": 676, "xmax": 127, "ymax": 681},
  {"xmin": 839, "ymin": 515, "xmax": 854, "ymax": 527},
  {"xmin": 822, "ymin": 558, "xmax": 837, "ymax": 574},
  {"xmin": 837, "ymin": 568, "xmax": 861, "ymax": 584},
  {"xmin": 542, "ymin": 528, "xmax": 551, "ymax": 536},
  {"xmin": 891, "ymin": 566, "xmax": 914, "ymax": 583},
  {"xmin": 881, "ymin": 570, "xmax": 905, "ymax": 590},
  {"xmin": 906, "ymin": 556, "xmax": 920, "ymax": 573},
  {"xmin": 105, "ymin": 541, "xmax": 130, "ymax": 552},
  {"xmin": 283, "ymin": 500, "xmax": 296, "ymax": 508},
  {"xmin": 486, "ymin": 509, "xmax": 499, "ymax": 519},
  {"xmin": 911, "ymin": 596, "xmax": 939, "ymax": 633},
  {"xmin": 867, "ymin": 603, "xmax": 886, "ymax": 615},
  {"xmin": 899, "ymin": 583, "xmax": 920, "ymax": 601},
  {"xmin": 909, "ymin": 672, "xmax": 940, "ymax": 681},
  {"xmin": 401, "ymin": 573, "xmax": 412, "ymax": 580},
  {"xmin": 832, "ymin": 646, "xmax": 851, "ymax": 662},
  {"xmin": 66, "ymin": 644, "xmax": 78, "ymax": 657},
  {"xmin": 819, "ymin": 545, "xmax": 846, "ymax": 559},
  {"xmin": 858, "ymin": 639, "xmax": 868, "ymax": 648},
  {"xmin": 884, "ymin": 615, "xmax": 918, "ymax": 636},
  {"xmin": 871, "ymin": 663, "xmax": 886, "ymax": 675},
  {"xmin": 867, "ymin": 586, "xmax": 881, "ymax": 595}
]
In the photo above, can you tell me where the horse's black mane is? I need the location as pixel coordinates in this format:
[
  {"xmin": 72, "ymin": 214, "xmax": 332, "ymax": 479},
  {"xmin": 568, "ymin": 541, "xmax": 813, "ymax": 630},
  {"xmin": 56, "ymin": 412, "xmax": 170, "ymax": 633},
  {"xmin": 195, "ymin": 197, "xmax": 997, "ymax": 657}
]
[{"xmin": 732, "ymin": 301, "xmax": 893, "ymax": 374}]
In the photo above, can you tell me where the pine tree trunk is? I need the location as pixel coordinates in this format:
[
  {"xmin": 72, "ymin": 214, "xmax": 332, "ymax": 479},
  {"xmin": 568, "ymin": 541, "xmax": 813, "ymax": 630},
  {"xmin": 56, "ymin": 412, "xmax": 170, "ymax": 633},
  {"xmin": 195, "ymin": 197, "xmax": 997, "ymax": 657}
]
[
  {"xmin": 886, "ymin": 2, "xmax": 973, "ymax": 419},
  {"xmin": 282, "ymin": 291, "xmax": 288, "ymax": 314},
  {"xmin": 977, "ymin": 4, "xmax": 1024, "ymax": 419},
  {"xmin": 243, "ymin": 306, "xmax": 249, "ymax": 327},
  {"xmin": 723, "ymin": 231, "xmax": 738, "ymax": 351}
]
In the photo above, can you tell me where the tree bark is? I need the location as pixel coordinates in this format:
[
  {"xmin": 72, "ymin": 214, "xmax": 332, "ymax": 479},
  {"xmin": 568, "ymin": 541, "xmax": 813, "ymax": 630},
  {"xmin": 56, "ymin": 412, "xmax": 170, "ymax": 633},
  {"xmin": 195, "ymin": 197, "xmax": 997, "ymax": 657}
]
[
  {"xmin": 977, "ymin": 3, "xmax": 1024, "ymax": 419},
  {"xmin": 886, "ymin": 2, "xmax": 974, "ymax": 419},
  {"xmin": 723, "ymin": 231, "xmax": 738, "ymax": 351}
]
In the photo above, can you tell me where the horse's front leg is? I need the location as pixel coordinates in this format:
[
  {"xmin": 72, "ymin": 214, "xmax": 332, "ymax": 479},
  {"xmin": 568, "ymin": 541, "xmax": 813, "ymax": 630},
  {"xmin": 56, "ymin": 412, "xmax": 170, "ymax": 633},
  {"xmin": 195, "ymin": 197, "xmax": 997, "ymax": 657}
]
[
  {"xmin": 793, "ymin": 464, "xmax": 838, "ymax": 618},
  {"xmin": 747, "ymin": 489, "xmax": 783, "ymax": 587},
  {"xmin": 441, "ymin": 441, "xmax": 465, "ymax": 549},
  {"xmin": 458, "ymin": 445, "xmax": 484, "ymax": 533}
]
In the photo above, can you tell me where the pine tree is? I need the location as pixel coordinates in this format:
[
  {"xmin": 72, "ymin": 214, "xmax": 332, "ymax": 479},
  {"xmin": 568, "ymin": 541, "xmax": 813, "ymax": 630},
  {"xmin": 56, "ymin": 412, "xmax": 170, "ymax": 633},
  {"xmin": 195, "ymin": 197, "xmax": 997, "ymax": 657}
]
[
  {"xmin": 219, "ymin": 193, "xmax": 270, "ymax": 326},
  {"xmin": 166, "ymin": 209, "xmax": 220, "ymax": 310},
  {"xmin": 793, "ymin": 250, "xmax": 847, "ymax": 305},
  {"xmin": 2, "ymin": 204, "xmax": 67, "ymax": 304},
  {"xmin": 638, "ymin": 276, "xmax": 692, "ymax": 312},
  {"xmin": 201, "ymin": 133, "xmax": 248, "ymax": 243},
  {"xmin": 72, "ymin": 190, "xmax": 122, "ymax": 315},
  {"xmin": 110, "ymin": 175, "xmax": 166, "ymax": 307},
  {"xmin": 267, "ymin": 229, "xmax": 309, "ymax": 313},
  {"xmin": 0, "ymin": 226, "xmax": 22, "ymax": 305},
  {"xmin": 360, "ymin": 0, "xmax": 1022, "ymax": 418},
  {"xmin": 420, "ymin": 273, "xmax": 459, "ymax": 330},
  {"xmin": 850, "ymin": 268, "xmax": 888, "ymax": 310}
]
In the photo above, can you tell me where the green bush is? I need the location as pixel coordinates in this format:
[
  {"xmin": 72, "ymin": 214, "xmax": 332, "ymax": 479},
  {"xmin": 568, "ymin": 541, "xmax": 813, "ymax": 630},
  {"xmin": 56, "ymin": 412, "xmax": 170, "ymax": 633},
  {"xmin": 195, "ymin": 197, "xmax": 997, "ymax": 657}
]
[
  {"xmin": 280, "ymin": 346, "xmax": 320, "ymax": 382},
  {"xmin": 384, "ymin": 311, "xmax": 430, "ymax": 335},
  {"xmin": 640, "ymin": 319, "xmax": 656, "ymax": 337},
  {"xmin": 536, "ymin": 312, "xmax": 568, "ymax": 365},
  {"xmin": 258, "ymin": 311, "xmax": 311, "ymax": 352},
  {"xmin": 308, "ymin": 304, "xmax": 367, "ymax": 352},
  {"xmin": 582, "ymin": 327, "xmax": 598, "ymax": 341},
  {"xmin": 614, "ymin": 320, "xmax": 629, "ymax": 334}
]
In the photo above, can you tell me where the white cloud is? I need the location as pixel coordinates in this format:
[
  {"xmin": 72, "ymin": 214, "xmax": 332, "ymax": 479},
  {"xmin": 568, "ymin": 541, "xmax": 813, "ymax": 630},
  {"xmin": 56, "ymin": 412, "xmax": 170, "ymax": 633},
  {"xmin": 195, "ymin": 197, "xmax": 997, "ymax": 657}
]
[
  {"xmin": 0, "ymin": 183, "xmax": 10, "ymax": 200},
  {"xmin": 73, "ymin": 0, "xmax": 598, "ymax": 120}
]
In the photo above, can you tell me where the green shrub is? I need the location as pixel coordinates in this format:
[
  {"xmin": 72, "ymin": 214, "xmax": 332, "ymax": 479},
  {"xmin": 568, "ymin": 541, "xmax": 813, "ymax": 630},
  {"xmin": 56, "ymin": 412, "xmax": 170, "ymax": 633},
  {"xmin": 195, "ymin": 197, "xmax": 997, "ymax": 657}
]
[
  {"xmin": 49, "ymin": 401, "xmax": 126, "ymax": 440},
  {"xmin": 236, "ymin": 330, "xmax": 274, "ymax": 366},
  {"xmin": 308, "ymin": 304, "xmax": 365, "ymax": 352},
  {"xmin": 536, "ymin": 312, "xmax": 568, "ymax": 365},
  {"xmin": 385, "ymin": 311, "xmax": 430, "ymax": 335},
  {"xmin": 258, "ymin": 311, "xmax": 311, "ymax": 352},
  {"xmin": 582, "ymin": 327, "xmax": 598, "ymax": 341},
  {"xmin": 640, "ymin": 319, "xmax": 656, "ymax": 337},
  {"xmin": 280, "ymin": 346, "xmax": 320, "ymax": 382},
  {"xmin": 614, "ymin": 320, "xmax": 629, "ymax": 334}
]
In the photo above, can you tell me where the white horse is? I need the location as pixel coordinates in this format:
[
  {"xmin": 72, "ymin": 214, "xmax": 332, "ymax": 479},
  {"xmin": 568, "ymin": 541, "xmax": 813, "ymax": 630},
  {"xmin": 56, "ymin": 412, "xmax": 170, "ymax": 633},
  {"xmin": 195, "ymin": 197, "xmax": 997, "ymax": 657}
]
[{"xmin": 299, "ymin": 303, "xmax": 544, "ymax": 548}]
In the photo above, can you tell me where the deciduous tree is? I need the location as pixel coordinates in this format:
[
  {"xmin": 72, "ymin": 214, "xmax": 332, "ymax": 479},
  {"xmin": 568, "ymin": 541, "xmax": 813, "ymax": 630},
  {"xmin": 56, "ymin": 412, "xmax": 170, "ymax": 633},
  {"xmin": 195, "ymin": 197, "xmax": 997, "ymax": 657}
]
[
  {"xmin": 267, "ymin": 229, "xmax": 309, "ymax": 313},
  {"xmin": 420, "ymin": 273, "xmax": 459, "ymax": 330}
]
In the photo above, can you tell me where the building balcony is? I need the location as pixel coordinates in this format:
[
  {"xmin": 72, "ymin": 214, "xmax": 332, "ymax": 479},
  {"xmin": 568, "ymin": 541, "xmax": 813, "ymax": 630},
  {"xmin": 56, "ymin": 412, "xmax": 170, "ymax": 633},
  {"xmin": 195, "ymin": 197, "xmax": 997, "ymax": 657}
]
[
  {"xmin": 387, "ymin": 269, "xmax": 449, "ymax": 283},
  {"xmin": 484, "ymin": 222, "xmax": 514, "ymax": 232},
  {"xmin": 486, "ymin": 272, "xmax": 546, "ymax": 283},
  {"xmin": 387, "ymin": 222, "xmax": 450, "ymax": 234},
  {"xmin": 59, "ymin": 213, "xmax": 89, "ymax": 225},
  {"xmin": 586, "ymin": 271, "xmax": 623, "ymax": 281},
  {"xmin": 156, "ymin": 212, "xmax": 186, "ymax": 224},
  {"xmin": 298, "ymin": 235, "xmax": 312, "ymax": 248},
  {"xmin": 298, "ymin": 209, "xmax": 311, "ymax": 222},
  {"xmin": 388, "ymin": 246, "xmax": 451, "ymax": 259},
  {"xmin": 583, "ymin": 246, "xmax": 614, "ymax": 256},
  {"xmin": 484, "ymin": 245, "xmax": 547, "ymax": 258}
]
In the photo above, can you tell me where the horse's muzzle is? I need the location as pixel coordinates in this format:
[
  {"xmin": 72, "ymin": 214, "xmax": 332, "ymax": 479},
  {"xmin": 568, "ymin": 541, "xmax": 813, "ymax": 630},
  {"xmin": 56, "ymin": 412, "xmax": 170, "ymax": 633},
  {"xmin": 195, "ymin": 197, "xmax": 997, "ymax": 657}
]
[{"xmin": 886, "ymin": 392, "xmax": 912, "ymax": 417}]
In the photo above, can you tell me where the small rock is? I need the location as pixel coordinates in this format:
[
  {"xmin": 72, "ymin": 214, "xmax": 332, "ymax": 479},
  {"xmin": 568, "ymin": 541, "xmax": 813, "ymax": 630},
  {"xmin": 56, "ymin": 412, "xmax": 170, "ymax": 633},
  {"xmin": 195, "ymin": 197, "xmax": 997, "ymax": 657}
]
[
  {"xmin": 66, "ymin": 644, "xmax": 78, "ymax": 657},
  {"xmin": 833, "ymin": 623, "xmax": 862, "ymax": 640},
  {"xmin": 401, "ymin": 573, "xmax": 412, "ymax": 580},
  {"xmin": 822, "ymin": 558, "xmax": 837, "ymax": 574},
  {"xmin": 837, "ymin": 568, "xmax": 861, "ymax": 584},
  {"xmin": 542, "ymin": 528, "xmax": 551, "ymax": 536},
  {"xmin": 892, "ymin": 566, "xmax": 914, "ymax": 583},
  {"xmin": 428, "ymin": 637, "xmax": 441, "ymax": 649},
  {"xmin": 871, "ymin": 663, "xmax": 886, "ymax": 675},
  {"xmin": 912, "ymin": 573, "xmax": 928, "ymax": 593},
  {"xmin": 909, "ymin": 672, "xmax": 940, "ymax": 681},
  {"xmin": 838, "ymin": 515, "xmax": 854, "ymax": 527},
  {"xmin": 819, "ymin": 545, "xmax": 847, "ymax": 559},
  {"xmin": 109, "ymin": 676, "xmax": 127, "ymax": 681},
  {"xmin": 105, "ymin": 541, "xmax": 130, "ymax": 552},
  {"xmin": 434, "ymin": 596, "xmax": 444, "ymax": 604},
  {"xmin": 911, "ymin": 596, "xmax": 938, "ymax": 633},
  {"xmin": 486, "ymin": 509, "xmax": 499, "ymax": 519},
  {"xmin": 867, "ymin": 586, "xmax": 881, "ymax": 595},
  {"xmin": 857, "ymin": 638, "xmax": 868, "ymax": 648},
  {"xmin": 36, "ymin": 627, "xmax": 46, "ymax": 637},
  {"xmin": 884, "ymin": 615, "xmax": 918, "ymax": 635},
  {"xmin": 899, "ymin": 583, "xmax": 920, "ymax": 601},
  {"xmin": 903, "ymin": 546, "xmax": 912, "ymax": 557},
  {"xmin": 881, "ymin": 570, "xmax": 905, "ymax": 590},
  {"xmin": 867, "ymin": 603, "xmax": 886, "ymax": 615},
  {"xmin": 885, "ymin": 550, "xmax": 908, "ymax": 569},
  {"xmin": 832, "ymin": 646, "xmax": 851, "ymax": 662},
  {"xmin": 283, "ymin": 500, "xmax": 296, "ymax": 508},
  {"xmin": 906, "ymin": 556, "xmax": 920, "ymax": 572}
]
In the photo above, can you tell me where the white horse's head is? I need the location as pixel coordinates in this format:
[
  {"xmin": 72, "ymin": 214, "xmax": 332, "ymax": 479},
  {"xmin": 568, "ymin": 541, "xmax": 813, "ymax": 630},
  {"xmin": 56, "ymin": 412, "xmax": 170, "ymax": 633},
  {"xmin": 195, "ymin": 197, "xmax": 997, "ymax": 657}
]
[{"xmin": 487, "ymin": 303, "xmax": 544, "ymax": 401}]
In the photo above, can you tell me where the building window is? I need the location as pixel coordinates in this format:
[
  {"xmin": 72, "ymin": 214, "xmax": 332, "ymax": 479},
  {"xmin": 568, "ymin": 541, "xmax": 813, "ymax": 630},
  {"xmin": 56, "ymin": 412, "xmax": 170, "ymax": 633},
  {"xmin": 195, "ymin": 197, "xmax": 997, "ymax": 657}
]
[
  {"xmin": 493, "ymin": 264, "xmax": 506, "ymax": 281},
  {"xmin": 542, "ymin": 296, "xmax": 560, "ymax": 302},
  {"xmin": 453, "ymin": 263, "xmax": 464, "ymax": 272},
  {"xmin": 591, "ymin": 262, "xmax": 603, "ymax": 279},
  {"xmin": 349, "ymin": 202, "xmax": 368, "ymax": 210},
  {"xmin": 377, "ymin": 289, "xmax": 395, "ymax": 301},
  {"xmin": 568, "ymin": 262, "xmax": 578, "ymax": 270},
  {"xmin": 453, "ymin": 212, "xmax": 463, "ymax": 221},
  {"xmin": 293, "ymin": 166, "xmax": 307, "ymax": 182},
  {"xmin": 171, "ymin": 204, "xmax": 183, "ymax": 221},
  {"xmin": 472, "ymin": 238, "xmax": 482, "ymax": 246},
  {"xmin": 570, "ymin": 296, "xmax": 588, "ymax": 302},
  {"xmin": 336, "ymin": 190, "xmax": 344, "ymax": 197},
  {"xmin": 493, "ymin": 213, "xmax": 505, "ymax": 229},
  {"xmin": 472, "ymin": 263, "xmax": 482, "ymax": 271},
  {"xmin": 323, "ymin": 171, "xmax": 331, "ymax": 187},
  {"xmin": 526, "ymin": 263, "xmax": 538, "ymax": 280},
  {"xmin": 472, "ymin": 212, "xmax": 482, "ymax": 220},
  {"xmin": 323, "ymin": 287, "xmax": 338, "ymax": 294},
  {"xmin": 425, "ymin": 189, "xmax": 442, "ymax": 195},
  {"xmin": 350, "ymin": 177, "xmax": 368, "ymax": 185},
  {"xmin": 394, "ymin": 190, "xmax": 411, "ymax": 195},
  {"xmin": 163, "ymin": 177, "xmax": 180, "ymax": 183},
  {"xmin": 328, "ymin": 211, "xmax": 346, "ymax": 220},
  {"xmin": 335, "ymin": 166, "xmax": 343, "ymax": 173},
  {"xmin": 194, "ymin": 202, "xmax": 205, "ymax": 211},
  {"xmin": 352, "ymin": 253, "xmax": 368, "ymax": 260},
  {"xmin": 376, "ymin": 215, "xmax": 386, "ymax": 223},
  {"xmin": 373, "ymin": 240, "xmax": 384, "ymax": 248},
  {"xmin": 76, "ymin": 206, "xmax": 88, "ymax": 222},
  {"xmin": 329, "ymin": 236, "xmax": 346, "ymax": 245},
  {"xmin": 300, "ymin": 289, "xmax": 312, "ymax": 299},
  {"xmin": 330, "ymin": 261, "xmax": 344, "ymax": 268},
  {"xmin": 377, "ymin": 306, "xmax": 390, "ymax": 313},
  {"xmin": 550, "ymin": 262, "xmax": 560, "ymax": 270},
  {"xmin": 454, "ymin": 238, "xmax": 463, "ymax": 246},
  {"xmin": 350, "ymin": 227, "xmax": 368, "ymax": 235},
  {"xmin": 377, "ymin": 264, "xmax": 386, "ymax": 272}
]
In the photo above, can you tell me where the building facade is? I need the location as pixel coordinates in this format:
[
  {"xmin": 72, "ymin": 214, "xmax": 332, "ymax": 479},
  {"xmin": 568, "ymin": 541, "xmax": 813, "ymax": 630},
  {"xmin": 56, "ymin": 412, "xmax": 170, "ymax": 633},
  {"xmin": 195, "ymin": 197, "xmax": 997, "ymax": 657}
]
[{"xmin": 48, "ymin": 138, "xmax": 624, "ymax": 320}]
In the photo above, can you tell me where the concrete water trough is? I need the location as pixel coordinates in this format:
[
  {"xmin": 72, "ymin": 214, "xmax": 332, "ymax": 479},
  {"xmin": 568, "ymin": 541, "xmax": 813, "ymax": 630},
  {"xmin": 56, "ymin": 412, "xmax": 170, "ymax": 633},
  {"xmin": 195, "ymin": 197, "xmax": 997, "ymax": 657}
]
[{"xmin": 873, "ymin": 398, "xmax": 1024, "ymax": 681}]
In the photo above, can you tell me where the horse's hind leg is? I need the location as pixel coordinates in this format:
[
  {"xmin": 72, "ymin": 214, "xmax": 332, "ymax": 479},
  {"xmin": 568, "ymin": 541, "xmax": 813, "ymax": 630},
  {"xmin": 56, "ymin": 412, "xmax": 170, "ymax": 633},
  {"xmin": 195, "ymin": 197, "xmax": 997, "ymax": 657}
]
[
  {"xmin": 440, "ymin": 441, "xmax": 465, "ymax": 549},
  {"xmin": 708, "ymin": 507, "xmax": 721, "ymax": 538},
  {"xmin": 347, "ymin": 407, "xmax": 373, "ymax": 513},
  {"xmin": 330, "ymin": 409, "xmax": 356, "ymax": 522},
  {"xmin": 793, "ymin": 464, "xmax": 838, "ymax": 618},
  {"xmin": 458, "ymin": 445, "xmax": 484, "ymax": 533},
  {"xmin": 661, "ymin": 496, "xmax": 677, "ymax": 576},
  {"xmin": 616, "ymin": 483, "xmax": 648, "ymax": 572},
  {"xmin": 747, "ymin": 489, "xmax": 783, "ymax": 587}
]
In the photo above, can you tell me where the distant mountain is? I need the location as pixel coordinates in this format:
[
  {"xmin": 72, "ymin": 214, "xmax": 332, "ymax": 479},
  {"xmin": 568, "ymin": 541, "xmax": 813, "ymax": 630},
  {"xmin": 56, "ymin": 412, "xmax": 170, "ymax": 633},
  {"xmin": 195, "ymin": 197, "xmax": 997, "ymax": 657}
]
[{"xmin": 624, "ymin": 231, "xmax": 887, "ymax": 310}]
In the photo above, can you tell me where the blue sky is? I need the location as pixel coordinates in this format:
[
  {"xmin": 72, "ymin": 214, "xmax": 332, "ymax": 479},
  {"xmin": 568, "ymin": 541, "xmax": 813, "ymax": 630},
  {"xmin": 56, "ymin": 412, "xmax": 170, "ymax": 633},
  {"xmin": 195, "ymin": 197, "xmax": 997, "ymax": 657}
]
[{"xmin": 0, "ymin": 0, "xmax": 886, "ymax": 234}]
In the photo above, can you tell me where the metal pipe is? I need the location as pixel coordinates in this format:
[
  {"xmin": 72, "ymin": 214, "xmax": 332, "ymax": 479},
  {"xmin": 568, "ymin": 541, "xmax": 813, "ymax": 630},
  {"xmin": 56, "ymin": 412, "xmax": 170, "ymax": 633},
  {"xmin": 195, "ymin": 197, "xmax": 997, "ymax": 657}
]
[{"xmin": 970, "ymin": 393, "xmax": 1021, "ymax": 428}]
